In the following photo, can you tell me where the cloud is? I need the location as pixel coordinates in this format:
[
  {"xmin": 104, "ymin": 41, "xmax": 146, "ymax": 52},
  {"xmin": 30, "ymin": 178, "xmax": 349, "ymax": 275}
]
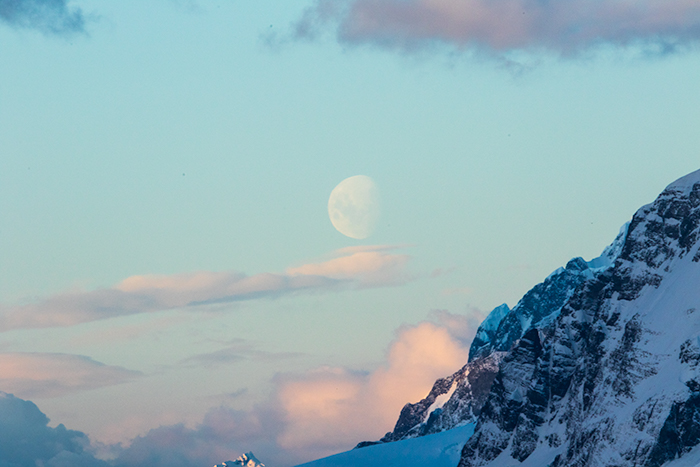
[
  {"xmin": 0, "ymin": 391, "xmax": 107, "ymax": 467},
  {"xmin": 179, "ymin": 339, "xmax": 303, "ymax": 368},
  {"xmin": 294, "ymin": 0, "xmax": 700, "ymax": 57},
  {"xmin": 0, "ymin": 0, "xmax": 87, "ymax": 35},
  {"xmin": 0, "ymin": 246, "xmax": 412, "ymax": 332},
  {"xmin": 286, "ymin": 249, "xmax": 411, "ymax": 287},
  {"xmin": 112, "ymin": 317, "xmax": 476, "ymax": 466},
  {"xmin": 273, "ymin": 322, "xmax": 470, "ymax": 458},
  {"xmin": 0, "ymin": 352, "xmax": 141, "ymax": 399},
  {"xmin": 429, "ymin": 307, "xmax": 486, "ymax": 346},
  {"xmin": 112, "ymin": 407, "xmax": 282, "ymax": 467}
]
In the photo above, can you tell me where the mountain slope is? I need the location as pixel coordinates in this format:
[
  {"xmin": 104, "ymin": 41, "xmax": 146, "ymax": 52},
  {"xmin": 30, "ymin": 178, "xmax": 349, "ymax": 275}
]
[
  {"xmin": 297, "ymin": 424, "xmax": 475, "ymax": 467},
  {"xmin": 356, "ymin": 352, "xmax": 503, "ymax": 447}
]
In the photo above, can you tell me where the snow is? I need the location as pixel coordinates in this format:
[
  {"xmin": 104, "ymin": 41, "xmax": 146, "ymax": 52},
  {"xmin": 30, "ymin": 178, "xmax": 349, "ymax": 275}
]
[
  {"xmin": 665, "ymin": 168, "xmax": 700, "ymax": 193},
  {"xmin": 467, "ymin": 205, "xmax": 700, "ymax": 466},
  {"xmin": 544, "ymin": 266, "xmax": 566, "ymax": 281},
  {"xmin": 423, "ymin": 379, "xmax": 458, "ymax": 423},
  {"xmin": 215, "ymin": 452, "xmax": 265, "ymax": 467},
  {"xmin": 294, "ymin": 424, "xmax": 475, "ymax": 467},
  {"xmin": 480, "ymin": 304, "xmax": 510, "ymax": 332},
  {"xmin": 663, "ymin": 443, "xmax": 700, "ymax": 466}
]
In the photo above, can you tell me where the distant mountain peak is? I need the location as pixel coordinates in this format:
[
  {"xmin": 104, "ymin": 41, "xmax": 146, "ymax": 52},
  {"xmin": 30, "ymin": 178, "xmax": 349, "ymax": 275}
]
[{"xmin": 214, "ymin": 452, "xmax": 265, "ymax": 467}]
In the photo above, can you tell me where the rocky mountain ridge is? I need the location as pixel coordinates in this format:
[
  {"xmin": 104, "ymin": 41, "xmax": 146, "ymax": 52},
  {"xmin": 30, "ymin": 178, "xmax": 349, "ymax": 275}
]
[
  {"xmin": 361, "ymin": 168, "xmax": 700, "ymax": 467},
  {"xmin": 360, "ymin": 218, "xmax": 628, "ymax": 447},
  {"xmin": 458, "ymin": 168, "xmax": 700, "ymax": 466}
]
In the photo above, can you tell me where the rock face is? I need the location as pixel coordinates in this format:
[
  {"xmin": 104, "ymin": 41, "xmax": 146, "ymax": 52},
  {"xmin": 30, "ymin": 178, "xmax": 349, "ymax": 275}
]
[{"xmin": 458, "ymin": 169, "xmax": 700, "ymax": 466}]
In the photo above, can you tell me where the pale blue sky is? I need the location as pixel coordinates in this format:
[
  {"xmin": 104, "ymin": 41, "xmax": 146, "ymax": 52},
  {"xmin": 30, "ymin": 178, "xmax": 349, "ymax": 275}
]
[{"xmin": 0, "ymin": 1, "xmax": 699, "ymax": 465}]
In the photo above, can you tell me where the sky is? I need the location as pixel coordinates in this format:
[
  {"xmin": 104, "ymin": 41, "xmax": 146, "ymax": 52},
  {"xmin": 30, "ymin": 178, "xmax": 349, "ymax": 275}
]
[{"xmin": 0, "ymin": 0, "xmax": 699, "ymax": 466}]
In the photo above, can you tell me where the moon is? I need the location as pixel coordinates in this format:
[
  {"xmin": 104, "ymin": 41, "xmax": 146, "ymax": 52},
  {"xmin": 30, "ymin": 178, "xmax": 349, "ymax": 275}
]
[{"xmin": 328, "ymin": 175, "xmax": 380, "ymax": 239}]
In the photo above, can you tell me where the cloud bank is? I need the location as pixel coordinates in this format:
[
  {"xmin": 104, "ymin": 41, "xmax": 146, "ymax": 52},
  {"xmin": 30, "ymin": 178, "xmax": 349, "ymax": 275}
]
[
  {"xmin": 0, "ymin": 392, "xmax": 106, "ymax": 467},
  {"xmin": 0, "ymin": 352, "xmax": 141, "ymax": 399},
  {"xmin": 0, "ymin": 0, "xmax": 86, "ymax": 35},
  {"xmin": 112, "ymin": 313, "xmax": 478, "ymax": 466},
  {"xmin": 295, "ymin": 0, "xmax": 700, "ymax": 56},
  {"xmin": 0, "ymin": 246, "xmax": 411, "ymax": 332},
  {"xmin": 0, "ymin": 310, "xmax": 480, "ymax": 467}
]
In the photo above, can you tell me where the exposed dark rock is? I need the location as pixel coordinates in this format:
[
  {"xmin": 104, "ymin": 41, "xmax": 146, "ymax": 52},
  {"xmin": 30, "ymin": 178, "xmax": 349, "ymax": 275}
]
[
  {"xmin": 645, "ymin": 395, "xmax": 700, "ymax": 467},
  {"xmin": 469, "ymin": 258, "xmax": 596, "ymax": 362}
]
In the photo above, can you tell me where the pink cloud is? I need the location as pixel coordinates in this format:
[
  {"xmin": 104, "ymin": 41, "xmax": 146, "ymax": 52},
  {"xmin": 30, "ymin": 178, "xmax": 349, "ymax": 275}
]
[
  {"xmin": 0, "ymin": 352, "xmax": 141, "ymax": 399},
  {"xmin": 286, "ymin": 249, "xmax": 412, "ymax": 287},
  {"xmin": 273, "ymin": 321, "xmax": 470, "ymax": 459},
  {"xmin": 430, "ymin": 307, "xmax": 486, "ymax": 345},
  {"xmin": 0, "ymin": 246, "xmax": 412, "ymax": 332},
  {"xmin": 296, "ymin": 0, "xmax": 700, "ymax": 56}
]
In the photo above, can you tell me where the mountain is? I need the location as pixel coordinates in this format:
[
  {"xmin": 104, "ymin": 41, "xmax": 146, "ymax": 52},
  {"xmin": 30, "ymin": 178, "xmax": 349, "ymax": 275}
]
[
  {"xmin": 347, "ymin": 168, "xmax": 700, "ymax": 467},
  {"xmin": 358, "ymin": 219, "xmax": 628, "ymax": 448},
  {"xmin": 298, "ymin": 424, "xmax": 475, "ymax": 467},
  {"xmin": 458, "ymin": 169, "xmax": 700, "ymax": 466},
  {"xmin": 356, "ymin": 351, "xmax": 503, "ymax": 447},
  {"xmin": 214, "ymin": 452, "xmax": 265, "ymax": 467}
]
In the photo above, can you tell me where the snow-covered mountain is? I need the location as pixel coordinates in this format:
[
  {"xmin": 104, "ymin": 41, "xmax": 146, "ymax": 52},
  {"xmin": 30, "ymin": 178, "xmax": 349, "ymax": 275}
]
[
  {"xmin": 349, "ymin": 168, "xmax": 700, "ymax": 467},
  {"xmin": 458, "ymin": 169, "xmax": 700, "ymax": 466},
  {"xmin": 298, "ymin": 424, "xmax": 475, "ymax": 467},
  {"xmin": 358, "ymin": 218, "xmax": 628, "ymax": 448},
  {"xmin": 215, "ymin": 452, "xmax": 265, "ymax": 467}
]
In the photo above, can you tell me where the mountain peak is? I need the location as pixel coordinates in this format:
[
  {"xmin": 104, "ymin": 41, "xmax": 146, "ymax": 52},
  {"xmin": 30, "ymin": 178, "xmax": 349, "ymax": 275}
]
[
  {"xmin": 214, "ymin": 452, "xmax": 265, "ymax": 467},
  {"xmin": 346, "ymin": 168, "xmax": 700, "ymax": 467},
  {"xmin": 457, "ymin": 167, "xmax": 700, "ymax": 467},
  {"xmin": 665, "ymin": 167, "xmax": 700, "ymax": 194}
]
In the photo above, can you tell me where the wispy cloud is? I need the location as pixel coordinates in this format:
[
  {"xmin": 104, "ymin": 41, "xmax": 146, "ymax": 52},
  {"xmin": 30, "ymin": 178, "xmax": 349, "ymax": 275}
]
[
  {"xmin": 179, "ymin": 339, "xmax": 303, "ymax": 368},
  {"xmin": 0, "ymin": 0, "xmax": 87, "ymax": 35},
  {"xmin": 0, "ymin": 352, "xmax": 141, "ymax": 399},
  {"xmin": 286, "ymin": 247, "xmax": 411, "ymax": 287},
  {"xmin": 0, "ymin": 246, "xmax": 412, "ymax": 332},
  {"xmin": 294, "ymin": 0, "xmax": 700, "ymax": 57}
]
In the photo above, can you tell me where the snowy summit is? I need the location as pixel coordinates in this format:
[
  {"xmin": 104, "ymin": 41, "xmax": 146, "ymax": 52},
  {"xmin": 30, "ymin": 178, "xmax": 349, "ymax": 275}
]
[{"xmin": 214, "ymin": 452, "xmax": 265, "ymax": 467}]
